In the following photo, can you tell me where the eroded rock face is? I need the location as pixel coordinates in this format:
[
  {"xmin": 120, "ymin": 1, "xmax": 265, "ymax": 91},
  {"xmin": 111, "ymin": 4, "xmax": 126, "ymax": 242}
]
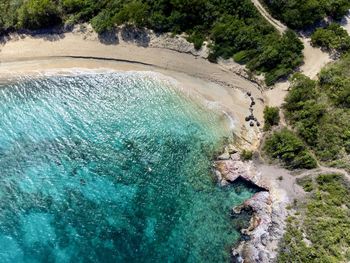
[
  {"xmin": 149, "ymin": 33, "xmax": 210, "ymax": 58},
  {"xmin": 215, "ymin": 153, "xmax": 269, "ymax": 191},
  {"xmin": 214, "ymin": 153, "xmax": 288, "ymax": 263},
  {"xmin": 232, "ymin": 191, "xmax": 272, "ymax": 262}
]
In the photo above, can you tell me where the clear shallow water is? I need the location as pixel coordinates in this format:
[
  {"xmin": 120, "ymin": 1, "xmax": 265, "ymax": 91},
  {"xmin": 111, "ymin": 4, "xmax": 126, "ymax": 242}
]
[{"xmin": 0, "ymin": 72, "xmax": 257, "ymax": 263}]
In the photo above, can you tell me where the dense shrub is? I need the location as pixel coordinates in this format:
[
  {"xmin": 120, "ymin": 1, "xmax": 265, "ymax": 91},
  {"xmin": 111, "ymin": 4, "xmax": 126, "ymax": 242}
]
[
  {"xmin": 296, "ymin": 176, "xmax": 313, "ymax": 192},
  {"xmin": 284, "ymin": 73, "xmax": 318, "ymax": 113},
  {"xmin": 279, "ymin": 174, "xmax": 350, "ymax": 262},
  {"xmin": 240, "ymin": 150, "xmax": 253, "ymax": 161},
  {"xmin": 114, "ymin": 1, "xmax": 149, "ymax": 27},
  {"xmin": 319, "ymin": 53, "xmax": 350, "ymax": 108},
  {"xmin": 17, "ymin": 0, "xmax": 61, "ymax": 30},
  {"xmin": 264, "ymin": 0, "xmax": 350, "ymax": 29},
  {"xmin": 284, "ymin": 70, "xmax": 350, "ymax": 164},
  {"xmin": 311, "ymin": 23, "xmax": 350, "ymax": 53},
  {"xmin": 90, "ymin": 10, "xmax": 116, "ymax": 34},
  {"xmin": 187, "ymin": 32, "xmax": 205, "ymax": 50},
  {"xmin": 0, "ymin": 1, "xmax": 23, "ymax": 32},
  {"xmin": 263, "ymin": 106, "xmax": 280, "ymax": 131},
  {"xmin": 263, "ymin": 129, "xmax": 317, "ymax": 170}
]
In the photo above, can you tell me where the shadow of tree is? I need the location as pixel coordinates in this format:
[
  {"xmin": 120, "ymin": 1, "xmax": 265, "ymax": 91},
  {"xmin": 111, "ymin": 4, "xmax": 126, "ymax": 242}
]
[
  {"xmin": 119, "ymin": 26, "xmax": 150, "ymax": 47},
  {"xmin": 21, "ymin": 27, "xmax": 66, "ymax": 41},
  {"xmin": 0, "ymin": 27, "xmax": 67, "ymax": 47},
  {"xmin": 97, "ymin": 29, "xmax": 119, "ymax": 45}
]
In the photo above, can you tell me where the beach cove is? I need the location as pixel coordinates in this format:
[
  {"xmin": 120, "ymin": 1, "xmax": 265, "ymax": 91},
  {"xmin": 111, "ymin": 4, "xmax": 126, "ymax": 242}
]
[{"xmin": 0, "ymin": 25, "xmax": 294, "ymax": 263}]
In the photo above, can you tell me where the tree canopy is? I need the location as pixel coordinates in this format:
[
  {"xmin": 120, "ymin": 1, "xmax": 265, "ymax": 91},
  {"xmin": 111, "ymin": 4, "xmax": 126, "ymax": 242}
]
[
  {"xmin": 263, "ymin": 0, "xmax": 350, "ymax": 29},
  {"xmin": 283, "ymin": 70, "xmax": 350, "ymax": 166},
  {"xmin": 311, "ymin": 23, "xmax": 350, "ymax": 53}
]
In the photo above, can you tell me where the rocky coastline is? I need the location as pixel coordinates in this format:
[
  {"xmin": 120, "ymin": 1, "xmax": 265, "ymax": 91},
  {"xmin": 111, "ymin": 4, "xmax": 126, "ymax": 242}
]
[{"xmin": 214, "ymin": 147, "xmax": 289, "ymax": 263}]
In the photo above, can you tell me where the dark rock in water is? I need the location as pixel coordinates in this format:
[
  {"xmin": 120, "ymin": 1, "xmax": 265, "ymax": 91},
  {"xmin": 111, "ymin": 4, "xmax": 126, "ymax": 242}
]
[
  {"xmin": 241, "ymin": 233, "xmax": 251, "ymax": 242},
  {"xmin": 257, "ymin": 122, "xmax": 261, "ymax": 127},
  {"xmin": 71, "ymin": 167, "xmax": 79, "ymax": 176},
  {"xmin": 261, "ymin": 233, "xmax": 268, "ymax": 246},
  {"xmin": 231, "ymin": 254, "xmax": 244, "ymax": 263},
  {"xmin": 245, "ymin": 116, "xmax": 250, "ymax": 122},
  {"xmin": 247, "ymin": 92, "xmax": 252, "ymax": 97},
  {"xmin": 250, "ymin": 121, "xmax": 254, "ymax": 127}
]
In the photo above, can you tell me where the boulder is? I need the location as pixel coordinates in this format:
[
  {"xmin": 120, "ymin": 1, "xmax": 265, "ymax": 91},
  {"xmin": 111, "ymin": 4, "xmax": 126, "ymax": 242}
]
[{"xmin": 218, "ymin": 151, "xmax": 230, "ymax": 160}]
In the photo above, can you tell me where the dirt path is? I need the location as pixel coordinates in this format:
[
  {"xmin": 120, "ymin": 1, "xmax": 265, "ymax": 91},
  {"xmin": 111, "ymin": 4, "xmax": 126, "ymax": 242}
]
[
  {"xmin": 299, "ymin": 37, "xmax": 332, "ymax": 79},
  {"xmin": 251, "ymin": 0, "xmax": 332, "ymax": 81},
  {"xmin": 295, "ymin": 166, "xmax": 350, "ymax": 180},
  {"xmin": 251, "ymin": 0, "xmax": 287, "ymax": 34}
]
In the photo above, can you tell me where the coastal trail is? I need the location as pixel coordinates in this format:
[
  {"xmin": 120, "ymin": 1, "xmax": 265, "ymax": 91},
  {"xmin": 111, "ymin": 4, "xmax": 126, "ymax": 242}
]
[
  {"xmin": 250, "ymin": 0, "xmax": 331, "ymax": 82},
  {"xmin": 295, "ymin": 166, "xmax": 350, "ymax": 182},
  {"xmin": 251, "ymin": 0, "xmax": 287, "ymax": 34},
  {"xmin": 251, "ymin": 0, "xmax": 331, "ymax": 111}
]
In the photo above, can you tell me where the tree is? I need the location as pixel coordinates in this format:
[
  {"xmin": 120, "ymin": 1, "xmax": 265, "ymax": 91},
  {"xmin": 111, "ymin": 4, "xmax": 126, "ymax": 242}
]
[
  {"xmin": 264, "ymin": 129, "xmax": 317, "ymax": 169},
  {"xmin": 114, "ymin": 1, "xmax": 150, "ymax": 27},
  {"xmin": 263, "ymin": 106, "xmax": 280, "ymax": 131},
  {"xmin": 17, "ymin": 0, "xmax": 61, "ymax": 29},
  {"xmin": 311, "ymin": 23, "xmax": 350, "ymax": 53}
]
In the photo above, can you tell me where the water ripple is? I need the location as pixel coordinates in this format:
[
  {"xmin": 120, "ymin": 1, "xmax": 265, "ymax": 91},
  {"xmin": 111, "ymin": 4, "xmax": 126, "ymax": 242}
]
[{"xmin": 0, "ymin": 72, "xmax": 257, "ymax": 263}]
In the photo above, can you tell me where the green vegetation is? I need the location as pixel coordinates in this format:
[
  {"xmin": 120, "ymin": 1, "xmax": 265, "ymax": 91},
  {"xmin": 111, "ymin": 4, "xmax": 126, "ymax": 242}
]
[
  {"xmin": 279, "ymin": 174, "xmax": 350, "ymax": 262},
  {"xmin": 263, "ymin": 106, "xmax": 280, "ymax": 131},
  {"xmin": 283, "ymin": 69, "xmax": 350, "ymax": 166},
  {"xmin": 311, "ymin": 23, "xmax": 350, "ymax": 53},
  {"xmin": 296, "ymin": 176, "xmax": 313, "ymax": 192},
  {"xmin": 263, "ymin": 128, "xmax": 317, "ymax": 170},
  {"xmin": 210, "ymin": 25, "xmax": 303, "ymax": 85},
  {"xmin": 264, "ymin": 0, "xmax": 350, "ymax": 29},
  {"xmin": 319, "ymin": 53, "xmax": 350, "ymax": 108},
  {"xmin": 284, "ymin": 74, "xmax": 326, "ymax": 147},
  {"xmin": 0, "ymin": 0, "xmax": 304, "ymax": 85},
  {"xmin": 17, "ymin": 0, "xmax": 61, "ymax": 30},
  {"xmin": 240, "ymin": 150, "xmax": 253, "ymax": 161}
]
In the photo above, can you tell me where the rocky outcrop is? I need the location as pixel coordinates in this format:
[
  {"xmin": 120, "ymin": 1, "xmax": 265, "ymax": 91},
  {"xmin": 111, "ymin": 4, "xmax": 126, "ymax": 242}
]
[
  {"xmin": 149, "ymin": 32, "xmax": 210, "ymax": 58},
  {"xmin": 214, "ymin": 152, "xmax": 288, "ymax": 263},
  {"xmin": 215, "ymin": 153, "xmax": 269, "ymax": 190}
]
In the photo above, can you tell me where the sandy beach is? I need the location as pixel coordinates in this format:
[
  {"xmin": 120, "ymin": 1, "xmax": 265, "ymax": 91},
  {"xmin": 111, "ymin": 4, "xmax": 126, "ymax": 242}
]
[{"xmin": 0, "ymin": 25, "xmax": 265, "ymax": 149}]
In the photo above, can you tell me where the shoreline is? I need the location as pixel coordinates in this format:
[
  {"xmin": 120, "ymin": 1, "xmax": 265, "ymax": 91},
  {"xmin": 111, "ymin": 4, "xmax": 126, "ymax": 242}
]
[
  {"xmin": 0, "ymin": 25, "xmax": 294, "ymax": 262},
  {"xmin": 0, "ymin": 25, "xmax": 266, "ymax": 149},
  {"xmin": 0, "ymin": 24, "xmax": 263, "ymax": 92}
]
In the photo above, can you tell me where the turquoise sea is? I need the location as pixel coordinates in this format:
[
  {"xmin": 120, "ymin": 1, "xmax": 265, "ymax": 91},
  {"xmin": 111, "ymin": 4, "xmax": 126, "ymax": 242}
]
[{"xmin": 0, "ymin": 72, "xmax": 257, "ymax": 262}]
